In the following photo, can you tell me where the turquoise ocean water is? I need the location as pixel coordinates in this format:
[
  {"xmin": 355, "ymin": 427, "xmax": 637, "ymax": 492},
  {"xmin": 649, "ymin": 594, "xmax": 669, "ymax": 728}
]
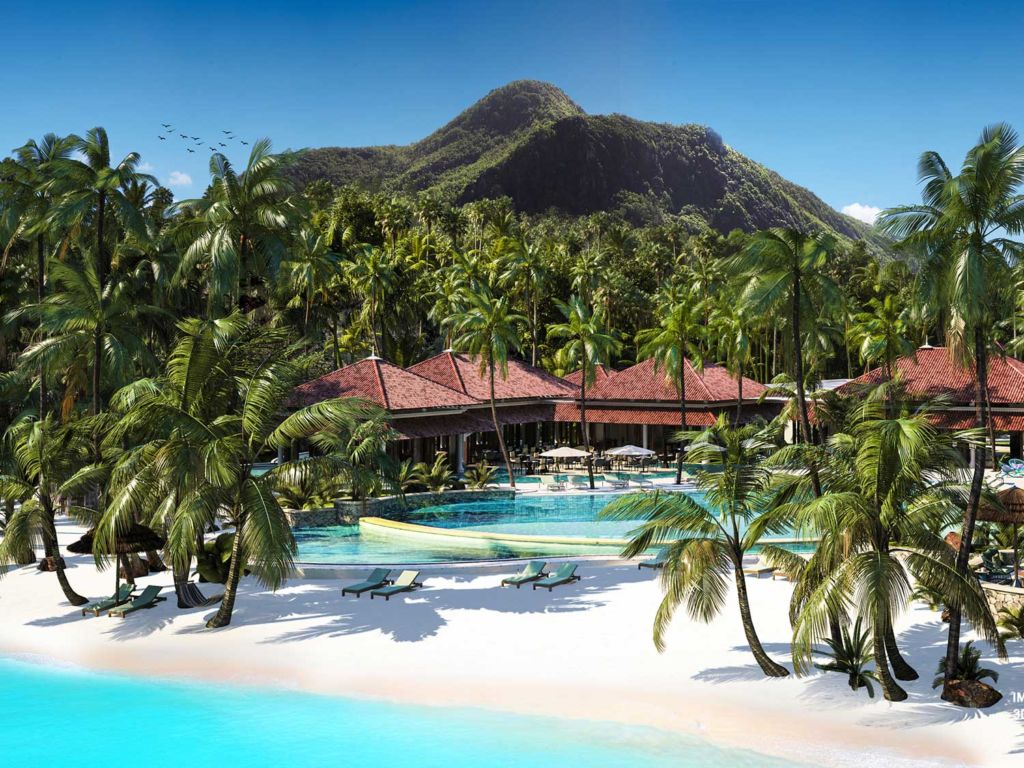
[{"xmin": 2, "ymin": 656, "xmax": 811, "ymax": 767}]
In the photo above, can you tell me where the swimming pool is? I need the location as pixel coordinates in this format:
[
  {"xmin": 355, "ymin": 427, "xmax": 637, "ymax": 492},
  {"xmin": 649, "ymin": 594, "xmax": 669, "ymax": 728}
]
[
  {"xmin": 1, "ymin": 657, "xmax": 811, "ymax": 767},
  {"xmin": 294, "ymin": 491, "xmax": 815, "ymax": 564}
]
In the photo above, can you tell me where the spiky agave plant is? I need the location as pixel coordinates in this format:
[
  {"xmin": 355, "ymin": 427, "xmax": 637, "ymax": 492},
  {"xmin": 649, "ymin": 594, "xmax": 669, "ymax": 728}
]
[{"xmin": 814, "ymin": 616, "xmax": 880, "ymax": 697}]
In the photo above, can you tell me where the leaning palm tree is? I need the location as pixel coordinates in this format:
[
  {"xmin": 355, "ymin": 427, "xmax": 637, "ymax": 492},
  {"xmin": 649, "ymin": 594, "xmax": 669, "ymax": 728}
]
[
  {"xmin": 345, "ymin": 244, "xmax": 396, "ymax": 357},
  {"xmin": 0, "ymin": 414, "xmax": 91, "ymax": 605},
  {"xmin": 774, "ymin": 394, "xmax": 1004, "ymax": 701},
  {"xmin": 877, "ymin": 123, "xmax": 1024, "ymax": 695},
  {"xmin": 172, "ymin": 140, "xmax": 293, "ymax": 317},
  {"xmin": 601, "ymin": 416, "xmax": 790, "ymax": 677},
  {"xmin": 549, "ymin": 294, "xmax": 620, "ymax": 489},
  {"xmin": 279, "ymin": 226, "xmax": 344, "ymax": 340},
  {"xmin": 636, "ymin": 281, "xmax": 704, "ymax": 484},
  {"xmin": 731, "ymin": 228, "xmax": 842, "ymax": 496},
  {"xmin": 101, "ymin": 314, "xmax": 378, "ymax": 627},
  {"xmin": 451, "ymin": 286, "xmax": 524, "ymax": 489}
]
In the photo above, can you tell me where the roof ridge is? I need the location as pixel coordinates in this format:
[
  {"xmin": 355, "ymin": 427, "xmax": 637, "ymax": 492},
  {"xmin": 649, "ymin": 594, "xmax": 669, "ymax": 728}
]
[
  {"xmin": 686, "ymin": 356, "xmax": 715, "ymax": 401},
  {"xmin": 372, "ymin": 358, "xmax": 390, "ymax": 410},
  {"xmin": 449, "ymin": 351, "xmax": 469, "ymax": 395}
]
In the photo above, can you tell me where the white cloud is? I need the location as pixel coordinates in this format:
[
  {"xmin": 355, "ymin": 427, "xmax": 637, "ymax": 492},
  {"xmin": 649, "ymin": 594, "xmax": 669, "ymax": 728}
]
[
  {"xmin": 138, "ymin": 162, "xmax": 155, "ymax": 173},
  {"xmin": 841, "ymin": 202, "xmax": 881, "ymax": 225},
  {"xmin": 167, "ymin": 171, "xmax": 192, "ymax": 187}
]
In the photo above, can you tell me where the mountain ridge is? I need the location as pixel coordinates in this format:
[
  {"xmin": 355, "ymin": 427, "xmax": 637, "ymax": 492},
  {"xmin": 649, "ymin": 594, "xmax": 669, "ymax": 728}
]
[{"xmin": 290, "ymin": 80, "xmax": 874, "ymax": 241}]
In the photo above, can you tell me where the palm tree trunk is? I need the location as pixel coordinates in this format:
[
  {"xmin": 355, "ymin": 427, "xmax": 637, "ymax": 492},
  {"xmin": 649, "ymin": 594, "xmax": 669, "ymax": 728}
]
[
  {"xmin": 732, "ymin": 559, "xmax": 788, "ymax": 677},
  {"xmin": 791, "ymin": 269, "xmax": 822, "ymax": 496},
  {"xmin": 943, "ymin": 325, "xmax": 989, "ymax": 693},
  {"xmin": 489, "ymin": 361, "xmax": 515, "ymax": 489},
  {"xmin": 531, "ymin": 293, "xmax": 538, "ymax": 367},
  {"xmin": 41, "ymin": 499, "xmax": 87, "ymax": 606},
  {"xmin": 207, "ymin": 514, "xmax": 245, "ymax": 628},
  {"xmin": 884, "ymin": 623, "xmax": 918, "ymax": 681},
  {"xmin": 581, "ymin": 368, "xmax": 594, "ymax": 489},
  {"xmin": 173, "ymin": 559, "xmax": 191, "ymax": 609},
  {"xmin": 873, "ymin": 617, "xmax": 908, "ymax": 701},
  {"xmin": 676, "ymin": 363, "xmax": 687, "ymax": 485},
  {"xmin": 735, "ymin": 366, "xmax": 743, "ymax": 425},
  {"xmin": 36, "ymin": 235, "xmax": 47, "ymax": 419}
]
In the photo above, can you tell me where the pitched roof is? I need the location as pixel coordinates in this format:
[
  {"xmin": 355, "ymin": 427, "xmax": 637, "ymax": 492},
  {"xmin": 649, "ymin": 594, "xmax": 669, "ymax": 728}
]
[
  {"xmin": 836, "ymin": 346, "xmax": 1024, "ymax": 405},
  {"xmin": 585, "ymin": 357, "xmax": 766, "ymax": 404},
  {"xmin": 290, "ymin": 357, "xmax": 478, "ymax": 412},
  {"xmin": 563, "ymin": 364, "xmax": 611, "ymax": 388},
  {"xmin": 553, "ymin": 402, "xmax": 717, "ymax": 427},
  {"xmin": 408, "ymin": 351, "xmax": 576, "ymax": 402}
]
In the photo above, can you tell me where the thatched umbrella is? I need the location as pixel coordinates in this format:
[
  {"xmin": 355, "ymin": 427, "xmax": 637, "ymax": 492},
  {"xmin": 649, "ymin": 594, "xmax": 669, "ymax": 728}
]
[
  {"xmin": 68, "ymin": 524, "xmax": 166, "ymax": 601},
  {"xmin": 982, "ymin": 486, "xmax": 1024, "ymax": 587}
]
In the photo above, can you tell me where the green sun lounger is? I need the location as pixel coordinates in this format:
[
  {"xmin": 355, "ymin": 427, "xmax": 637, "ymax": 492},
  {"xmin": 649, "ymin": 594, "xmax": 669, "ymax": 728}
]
[
  {"xmin": 108, "ymin": 585, "xmax": 166, "ymax": 618},
  {"xmin": 532, "ymin": 563, "xmax": 580, "ymax": 591},
  {"xmin": 501, "ymin": 560, "xmax": 548, "ymax": 588},
  {"xmin": 81, "ymin": 583, "xmax": 135, "ymax": 616},
  {"xmin": 370, "ymin": 570, "xmax": 423, "ymax": 600},
  {"xmin": 570, "ymin": 474, "xmax": 589, "ymax": 490},
  {"xmin": 342, "ymin": 568, "xmax": 393, "ymax": 597},
  {"xmin": 638, "ymin": 547, "xmax": 669, "ymax": 570}
]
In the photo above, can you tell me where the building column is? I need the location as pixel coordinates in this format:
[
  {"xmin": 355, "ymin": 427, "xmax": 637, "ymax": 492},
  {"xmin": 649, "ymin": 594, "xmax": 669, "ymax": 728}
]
[
  {"xmin": 456, "ymin": 433, "xmax": 466, "ymax": 474},
  {"xmin": 1012, "ymin": 431, "xmax": 1023, "ymax": 460},
  {"xmin": 642, "ymin": 424, "xmax": 649, "ymax": 449}
]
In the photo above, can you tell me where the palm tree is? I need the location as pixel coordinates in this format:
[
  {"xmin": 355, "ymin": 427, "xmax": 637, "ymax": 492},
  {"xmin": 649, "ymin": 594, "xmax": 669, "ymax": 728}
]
[
  {"xmin": 451, "ymin": 286, "xmax": 524, "ymax": 489},
  {"xmin": 877, "ymin": 123, "xmax": 1024, "ymax": 695},
  {"xmin": 498, "ymin": 237, "xmax": 548, "ymax": 366},
  {"xmin": 102, "ymin": 314, "xmax": 378, "ymax": 627},
  {"xmin": 173, "ymin": 139, "xmax": 293, "ymax": 317},
  {"xmin": 10, "ymin": 258, "xmax": 166, "ymax": 419},
  {"xmin": 732, "ymin": 228, "xmax": 842, "ymax": 496},
  {"xmin": 0, "ymin": 414, "xmax": 91, "ymax": 605},
  {"xmin": 636, "ymin": 281, "xmax": 704, "ymax": 484},
  {"xmin": 345, "ymin": 244, "xmax": 395, "ymax": 357},
  {"xmin": 710, "ymin": 295, "xmax": 754, "ymax": 424},
  {"xmin": 773, "ymin": 394, "xmax": 1004, "ymax": 701},
  {"xmin": 280, "ymin": 227, "xmax": 344, "ymax": 339},
  {"xmin": 1, "ymin": 134, "xmax": 76, "ymax": 419},
  {"xmin": 601, "ymin": 416, "xmax": 789, "ymax": 677},
  {"xmin": 548, "ymin": 295, "xmax": 620, "ymax": 489},
  {"xmin": 45, "ymin": 127, "xmax": 155, "ymax": 421}
]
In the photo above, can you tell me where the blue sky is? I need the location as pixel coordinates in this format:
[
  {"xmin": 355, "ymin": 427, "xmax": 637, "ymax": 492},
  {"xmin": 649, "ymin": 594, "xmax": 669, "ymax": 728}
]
[{"xmin": 3, "ymin": 0, "xmax": 1022, "ymax": 222}]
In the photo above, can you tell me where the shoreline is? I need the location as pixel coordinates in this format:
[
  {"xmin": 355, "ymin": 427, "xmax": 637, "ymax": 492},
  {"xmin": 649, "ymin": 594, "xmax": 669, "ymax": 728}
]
[{"xmin": 1, "ymin": 523, "xmax": 1021, "ymax": 767}]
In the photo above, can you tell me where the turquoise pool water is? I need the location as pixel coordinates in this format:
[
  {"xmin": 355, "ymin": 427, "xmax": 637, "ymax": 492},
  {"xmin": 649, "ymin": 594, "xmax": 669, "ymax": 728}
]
[
  {"xmin": 294, "ymin": 492, "xmax": 813, "ymax": 564},
  {"xmin": 1, "ymin": 657, "xmax": 811, "ymax": 767}
]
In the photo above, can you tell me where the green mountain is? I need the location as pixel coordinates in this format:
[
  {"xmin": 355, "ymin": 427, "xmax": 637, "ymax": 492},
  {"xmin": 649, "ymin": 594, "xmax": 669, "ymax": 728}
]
[{"xmin": 290, "ymin": 80, "xmax": 875, "ymax": 240}]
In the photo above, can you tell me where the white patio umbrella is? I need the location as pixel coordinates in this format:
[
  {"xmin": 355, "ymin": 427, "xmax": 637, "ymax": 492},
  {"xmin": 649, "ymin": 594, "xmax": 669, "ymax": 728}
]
[
  {"xmin": 604, "ymin": 444, "xmax": 656, "ymax": 457},
  {"xmin": 539, "ymin": 446, "xmax": 592, "ymax": 458}
]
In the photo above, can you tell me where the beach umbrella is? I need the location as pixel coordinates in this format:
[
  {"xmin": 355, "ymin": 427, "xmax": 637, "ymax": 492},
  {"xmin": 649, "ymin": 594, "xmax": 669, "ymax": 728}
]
[
  {"xmin": 983, "ymin": 486, "xmax": 1024, "ymax": 587},
  {"xmin": 68, "ymin": 523, "xmax": 166, "ymax": 601},
  {"xmin": 604, "ymin": 444, "xmax": 656, "ymax": 457},
  {"xmin": 539, "ymin": 446, "xmax": 591, "ymax": 458}
]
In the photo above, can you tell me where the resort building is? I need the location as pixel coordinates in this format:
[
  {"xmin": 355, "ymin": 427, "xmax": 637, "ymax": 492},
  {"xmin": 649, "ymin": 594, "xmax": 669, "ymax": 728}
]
[
  {"xmin": 554, "ymin": 358, "xmax": 776, "ymax": 455},
  {"xmin": 833, "ymin": 344, "xmax": 1024, "ymax": 458},
  {"xmin": 292, "ymin": 353, "xmax": 776, "ymax": 471}
]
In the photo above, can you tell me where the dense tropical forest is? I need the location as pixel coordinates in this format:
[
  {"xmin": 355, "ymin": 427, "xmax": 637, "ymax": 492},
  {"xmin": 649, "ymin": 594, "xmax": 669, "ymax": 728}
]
[{"xmin": 1, "ymin": 118, "xmax": 1023, "ymax": 706}]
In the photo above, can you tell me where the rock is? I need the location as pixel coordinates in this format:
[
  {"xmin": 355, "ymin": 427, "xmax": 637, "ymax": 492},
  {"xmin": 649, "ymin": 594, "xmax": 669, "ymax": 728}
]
[
  {"xmin": 37, "ymin": 556, "xmax": 66, "ymax": 572},
  {"xmin": 942, "ymin": 679, "xmax": 1002, "ymax": 708}
]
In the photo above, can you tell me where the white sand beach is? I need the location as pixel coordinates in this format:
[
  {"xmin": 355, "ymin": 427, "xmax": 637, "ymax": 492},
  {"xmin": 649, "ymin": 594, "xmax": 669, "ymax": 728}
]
[{"xmin": 2, "ymin": 520, "xmax": 1022, "ymax": 768}]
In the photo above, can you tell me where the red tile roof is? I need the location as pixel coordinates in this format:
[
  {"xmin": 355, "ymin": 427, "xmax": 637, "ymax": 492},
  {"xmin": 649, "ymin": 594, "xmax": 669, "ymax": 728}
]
[
  {"xmin": 563, "ymin": 364, "xmax": 611, "ymax": 388},
  {"xmin": 553, "ymin": 403, "xmax": 717, "ymax": 427},
  {"xmin": 836, "ymin": 346, "xmax": 1024, "ymax": 405},
  {"xmin": 409, "ymin": 351, "xmax": 576, "ymax": 402},
  {"xmin": 290, "ymin": 357, "xmax": 478, "ymax": 412},
  {"xmin": 585, "ymin": 358, "xmax": 766, "ymax": 404}
]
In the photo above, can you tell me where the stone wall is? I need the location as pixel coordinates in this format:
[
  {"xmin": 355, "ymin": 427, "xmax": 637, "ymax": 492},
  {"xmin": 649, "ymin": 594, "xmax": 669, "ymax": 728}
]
[
  {"xmin": 285, "ymin": 488, "xmax": 515, "ymax": 528},
  {"xmin": 982, "ymin": 581, "xmax": 1024, "ymax": 615}
]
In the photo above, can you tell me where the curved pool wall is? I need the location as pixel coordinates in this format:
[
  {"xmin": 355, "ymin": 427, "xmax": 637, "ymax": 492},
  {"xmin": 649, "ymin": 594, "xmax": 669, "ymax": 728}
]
[{"xmin": 293, "ymin": 491, "xmax": 818, "ymax": 565}]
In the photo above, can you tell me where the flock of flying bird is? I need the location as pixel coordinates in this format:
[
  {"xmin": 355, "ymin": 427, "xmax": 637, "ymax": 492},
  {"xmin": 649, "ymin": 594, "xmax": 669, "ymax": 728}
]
[{"xmin": 157, "ymin": 123, "xmax": 250, "ymax": 153}]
